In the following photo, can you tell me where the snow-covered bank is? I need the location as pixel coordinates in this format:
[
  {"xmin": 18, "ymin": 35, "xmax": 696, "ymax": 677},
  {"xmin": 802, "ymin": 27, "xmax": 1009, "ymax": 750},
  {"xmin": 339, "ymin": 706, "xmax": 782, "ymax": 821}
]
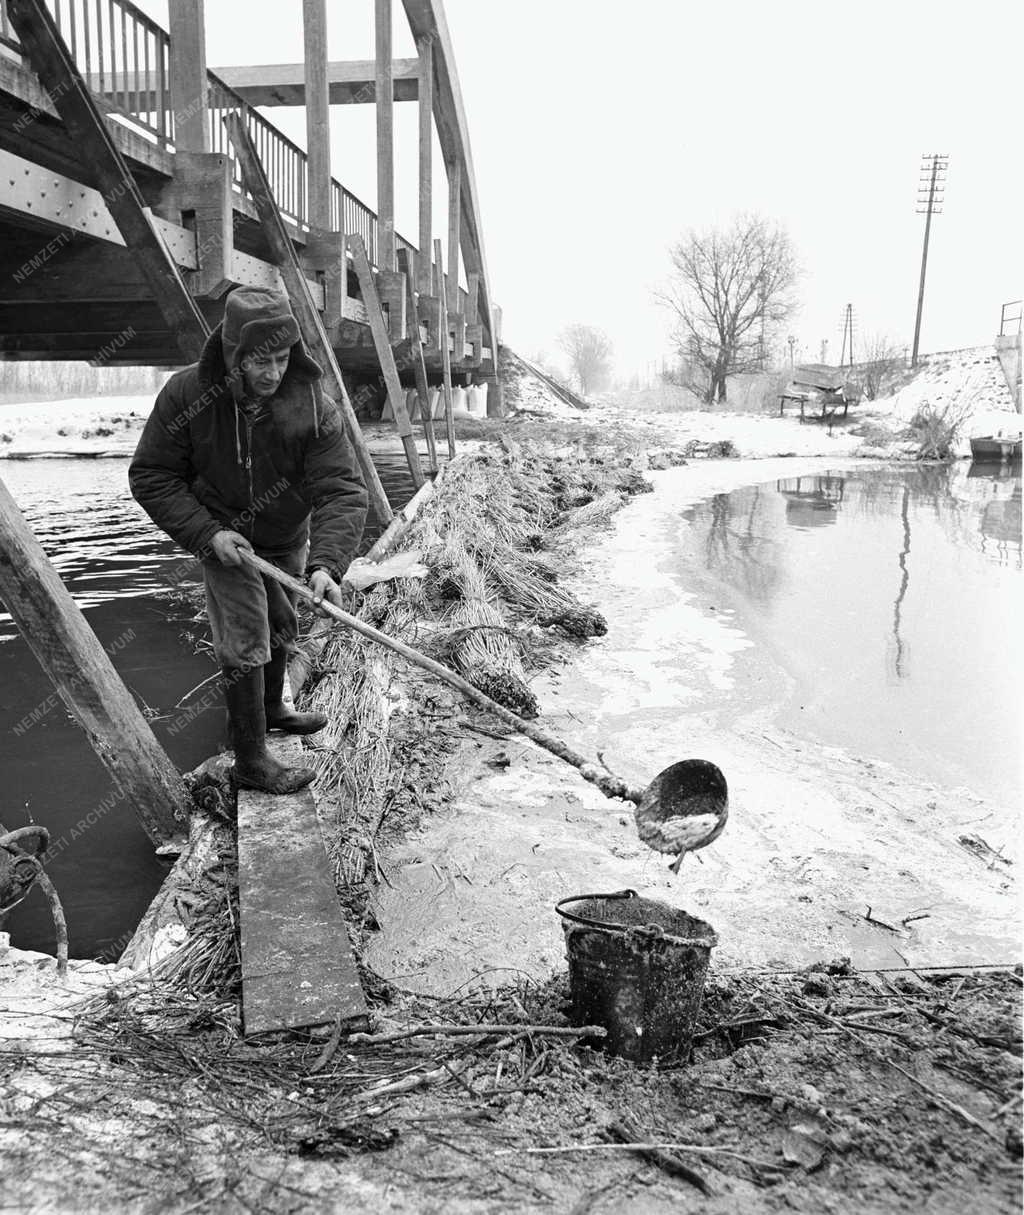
[
  {"xmin": 0, "ymin": 933, "xmax": 120, "ymax": 1047},
  {"xmin": 1, "ymin": 392, "xmax": 872, "ymax": 462},
  {"xmin": 593, "ymin": 403, "xmax": 872, "ymax": 458},
  {"xmin": 0, "ymin": 395, "xmax": 149, "ymax": 457},
  {"xmin": 881, "ymin": 346, "xmax": 1021, "ymax": 456},
  {"xmin": 365, "ymin": 455, "xmax": 1018, "ymax": 994}
]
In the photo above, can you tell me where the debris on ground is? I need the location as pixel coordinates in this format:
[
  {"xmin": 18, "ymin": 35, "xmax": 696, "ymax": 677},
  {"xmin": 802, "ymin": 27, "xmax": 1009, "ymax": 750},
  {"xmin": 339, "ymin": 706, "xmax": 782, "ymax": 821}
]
[{"xmin": 2, "ymin": 957, "xmax": 1019, "ymax": 1211}]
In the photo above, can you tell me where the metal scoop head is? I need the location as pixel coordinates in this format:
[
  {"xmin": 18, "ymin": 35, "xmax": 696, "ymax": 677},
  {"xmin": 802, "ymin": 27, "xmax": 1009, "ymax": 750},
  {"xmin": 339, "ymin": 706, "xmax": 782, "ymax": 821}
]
[{"xmin": 633, "ymin": 760, "xmax": 729, "ymax": 860}]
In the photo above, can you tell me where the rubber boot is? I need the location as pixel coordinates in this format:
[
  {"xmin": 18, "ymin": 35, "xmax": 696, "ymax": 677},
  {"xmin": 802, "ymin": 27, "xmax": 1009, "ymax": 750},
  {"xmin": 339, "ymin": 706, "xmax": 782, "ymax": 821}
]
[
  {"xmin": 223, "ymin": 666, "xmax": 315, "ymax": 794},
  {"xmin": 263, "ymin": 648, "xmax": 327, "ymax": 735}
]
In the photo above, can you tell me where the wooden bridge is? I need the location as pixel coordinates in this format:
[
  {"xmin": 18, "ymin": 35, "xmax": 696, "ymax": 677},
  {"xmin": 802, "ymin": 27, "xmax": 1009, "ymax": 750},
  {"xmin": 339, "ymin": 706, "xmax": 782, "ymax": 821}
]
[{"xmin": 0, "ymin": 0, "xmax": 501, "ymax": 408}]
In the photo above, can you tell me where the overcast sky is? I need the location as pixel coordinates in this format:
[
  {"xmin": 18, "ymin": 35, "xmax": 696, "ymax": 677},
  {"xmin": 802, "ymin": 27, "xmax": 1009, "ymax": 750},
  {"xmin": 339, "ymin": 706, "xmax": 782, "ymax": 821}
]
[{"xmin": 141, "ymin": 1, "xmax": 1023, "ymax": 380}]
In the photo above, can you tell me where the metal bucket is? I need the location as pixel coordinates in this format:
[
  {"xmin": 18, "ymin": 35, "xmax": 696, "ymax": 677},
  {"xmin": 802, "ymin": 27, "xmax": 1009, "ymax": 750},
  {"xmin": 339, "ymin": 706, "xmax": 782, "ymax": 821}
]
[{"xmin": 556, "ymin": 889, "xmax": 717, "ymax": 1064}]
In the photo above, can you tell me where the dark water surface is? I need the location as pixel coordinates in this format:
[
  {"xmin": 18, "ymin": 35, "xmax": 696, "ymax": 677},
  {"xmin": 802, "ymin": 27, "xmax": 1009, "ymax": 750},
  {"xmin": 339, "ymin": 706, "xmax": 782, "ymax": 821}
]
[
  {"xmin": 0, "ymin": 454, "xmax": 417, "ymax": 958},
  {"xmin": 677, "ymin": 464, "xmax": 1022, "ymax": 807}
]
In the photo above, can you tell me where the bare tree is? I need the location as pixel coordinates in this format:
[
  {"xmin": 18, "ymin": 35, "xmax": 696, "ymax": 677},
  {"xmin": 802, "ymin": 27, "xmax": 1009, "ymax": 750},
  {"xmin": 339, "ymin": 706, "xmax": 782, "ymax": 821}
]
[
  {"xmin": 657, "ymin": 214, "xmax": 799, "ymax": 405},
  {"xmin": 857, "ymin": 333, "xmax": 906, "ymax": 400},
  {"xmin": 557, "ymin": 324, "xmax": 613, "ymax": 396}
]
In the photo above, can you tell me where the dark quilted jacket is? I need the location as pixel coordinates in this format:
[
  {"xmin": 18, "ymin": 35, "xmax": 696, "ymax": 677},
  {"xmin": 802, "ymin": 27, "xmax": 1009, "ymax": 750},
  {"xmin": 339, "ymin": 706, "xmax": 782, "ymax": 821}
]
[{"xmin": 129, "ymin": 324, "xmax": 368, "ymax": 579}]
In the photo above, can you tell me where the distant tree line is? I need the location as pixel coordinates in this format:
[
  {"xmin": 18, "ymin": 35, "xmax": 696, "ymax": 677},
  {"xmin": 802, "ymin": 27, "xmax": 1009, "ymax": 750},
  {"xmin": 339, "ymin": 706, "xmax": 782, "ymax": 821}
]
[{"xmin": 0, "ymin": 361, "xmax": 171, "ymax": 405}]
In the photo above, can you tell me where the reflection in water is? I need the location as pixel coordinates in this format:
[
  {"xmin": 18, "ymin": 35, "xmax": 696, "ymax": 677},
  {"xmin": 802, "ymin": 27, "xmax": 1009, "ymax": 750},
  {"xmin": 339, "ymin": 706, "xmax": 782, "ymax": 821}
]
[
  {"xmin": 967, "ymin": 462, "xmax": 1022, "ymax": 570},
  {"xmin": 679, "ymin": 464, "xmax": 1022, "ymax": 806},
  {"xmin": 892, "ymin": 487, "xmax": 911, "ymax": 678},
  {"xmin": 701, "ymin": 486, "xmax": 783, "ymax": 603},
  {"xmin": 777, "ymin": 474, "xmax": 845, "ymax": 528}
]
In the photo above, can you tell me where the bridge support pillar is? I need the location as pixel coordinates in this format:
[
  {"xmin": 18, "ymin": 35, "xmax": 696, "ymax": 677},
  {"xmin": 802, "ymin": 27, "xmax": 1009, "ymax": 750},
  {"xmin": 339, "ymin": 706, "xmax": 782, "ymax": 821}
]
[
  {"xmin": 483, "ymin": 372, "xmax": 506, "ymax": 419},
  {"xmin": 466, "ymin": 272, "xmax": 480, "ymax": 323},
  {"xmin": 464, "ymin": 325, "xmax": 484, "ymax": 367},
  {"xmin": 302, "ymin": 0, "xmax": 332, "ymax": 231},
  {"xmin": 449, "ymin": 311, "xmax": 466, "ymax": 363},
  {"xmin": 378, "ymin": 270, "xmax": 407, "ymax": 341},
  {"xmin": 463, "ymin": 271, "xmax": 482, "ymax": 366},
  {"xmin": 168, "ymin": 0, "xmax": 209, "ymax": 152},
  {"xmin": 165, "ymin": 151, "xmax": 235, "ymax": 298},
  {"xmin": 375, "ymin": 0, "xmax": 396, "ymax": 271},
  {"xmin": 446, "ymin": 157, "xmax": 461, "ymax": 316},
  {"xmin": 416, "ymin": 35, "xmax": 434, "ymax": 294},
  {"xmin": 302, "ymin": 229, "xmax": 348, "ymax": 323},
  {"xmin": 418, "ymin": 294, "xmax": 442, "ymax": 351}
]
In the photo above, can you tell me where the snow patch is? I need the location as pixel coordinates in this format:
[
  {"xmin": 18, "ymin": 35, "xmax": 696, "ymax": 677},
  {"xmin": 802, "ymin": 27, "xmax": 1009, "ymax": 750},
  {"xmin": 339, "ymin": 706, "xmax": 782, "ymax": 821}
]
[
  {"xmin": 875, "ymin": 346, "xmax": 1019, "ymax": 455},
  {"xmin": 0, "ymin": 394, "xmax": 151, "ymax": 457}
]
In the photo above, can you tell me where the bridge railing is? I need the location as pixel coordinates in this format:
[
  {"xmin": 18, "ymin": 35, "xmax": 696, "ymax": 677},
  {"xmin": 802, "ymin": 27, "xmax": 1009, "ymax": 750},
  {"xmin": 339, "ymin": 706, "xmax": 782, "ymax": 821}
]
[
  {"xmin": 1, "ymin": 0, "xmax": 172, "ymax": 143},
  {"xmin": 0, "ymin": 0, "xmax": 419, "ymax": 271},
  {"xmin": 207, "ymin": 70, "xmax": 309, "ymax": 228}
]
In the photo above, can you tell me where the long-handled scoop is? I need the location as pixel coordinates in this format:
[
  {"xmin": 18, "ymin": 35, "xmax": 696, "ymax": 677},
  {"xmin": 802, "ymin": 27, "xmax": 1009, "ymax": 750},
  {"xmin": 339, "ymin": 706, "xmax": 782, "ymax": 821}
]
[{"xmin": 241, "ymin": 551, "xmax": 728, "ymax": 860}]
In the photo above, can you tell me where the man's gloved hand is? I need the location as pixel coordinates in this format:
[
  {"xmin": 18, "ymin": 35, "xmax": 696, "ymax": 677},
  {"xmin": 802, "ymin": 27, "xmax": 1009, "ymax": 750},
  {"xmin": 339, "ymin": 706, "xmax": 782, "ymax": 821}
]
[
  {"xmin": 211, "ymin": 529, "xmax": 253, "ymax": 567},
  {"xmin": 308, "ymin": 568, "xmax": 344, "ymax": 608}
]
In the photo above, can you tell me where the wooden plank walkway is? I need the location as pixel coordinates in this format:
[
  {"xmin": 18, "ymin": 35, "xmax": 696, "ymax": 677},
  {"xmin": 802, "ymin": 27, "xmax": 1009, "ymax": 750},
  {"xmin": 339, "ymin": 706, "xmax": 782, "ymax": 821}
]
[{"xmin": 237, "ymin": 731, "xmax": 367, "ymax": 1036}]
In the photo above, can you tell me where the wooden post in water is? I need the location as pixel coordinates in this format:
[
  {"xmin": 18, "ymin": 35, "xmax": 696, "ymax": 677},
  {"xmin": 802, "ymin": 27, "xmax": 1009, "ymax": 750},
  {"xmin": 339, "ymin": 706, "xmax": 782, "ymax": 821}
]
[
  {"xmin": 0, "ymin": 475, "xmax": 183, "ymax": 844},
  {"xmin": 397, "ymin": 247, "xmax": 439, "ymax": 474},
  {"xmin": 348, "ymin": 234, "xmax": 425, "ymax": 488},
  {"xmin": 434, "ymin": 237, "xmax": 457, "ymax": 458}
]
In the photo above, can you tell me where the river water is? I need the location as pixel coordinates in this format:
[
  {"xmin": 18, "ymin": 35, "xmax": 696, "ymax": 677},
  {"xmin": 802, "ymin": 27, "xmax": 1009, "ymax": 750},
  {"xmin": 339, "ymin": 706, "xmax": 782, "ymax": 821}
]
[
  {"xmin": 675, "ymin": 463, "xmax": 1022, "ymax": 808},
  {"xmin": 0, "ymin": 454, "xmax": 416, "ymax": 959}
]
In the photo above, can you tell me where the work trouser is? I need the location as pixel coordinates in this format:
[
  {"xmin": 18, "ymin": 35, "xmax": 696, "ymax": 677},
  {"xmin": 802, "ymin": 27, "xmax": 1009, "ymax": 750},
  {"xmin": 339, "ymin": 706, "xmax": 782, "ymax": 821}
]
[{"xmin": 201, "ymin": 543, "xmax": 307, "ymax": 670}]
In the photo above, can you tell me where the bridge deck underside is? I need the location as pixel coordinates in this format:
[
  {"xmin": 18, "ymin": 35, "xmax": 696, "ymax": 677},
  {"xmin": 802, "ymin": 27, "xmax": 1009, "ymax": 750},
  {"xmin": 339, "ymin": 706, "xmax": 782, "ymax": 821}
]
[{"xmin": 0, "ymin": 72, "xmax": 491, "ymax": 379}]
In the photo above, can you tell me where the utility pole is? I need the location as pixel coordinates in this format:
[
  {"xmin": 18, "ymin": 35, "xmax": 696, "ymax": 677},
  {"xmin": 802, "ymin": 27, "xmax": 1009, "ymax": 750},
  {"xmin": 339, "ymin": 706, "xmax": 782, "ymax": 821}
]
[
  {"xmin": 838, "ymin": 304, "xmax": 855, "ymax": 368},
  {"xmin": 912, "ymin": 153, "xmax": 949, "ymax": 367}
]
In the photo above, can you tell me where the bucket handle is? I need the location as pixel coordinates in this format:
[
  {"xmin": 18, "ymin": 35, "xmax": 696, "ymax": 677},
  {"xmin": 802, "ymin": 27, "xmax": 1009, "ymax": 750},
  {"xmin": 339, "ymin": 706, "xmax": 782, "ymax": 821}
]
[{"xmin": 555, "ymin": 889, "xmax": 641, "ymax": 933}]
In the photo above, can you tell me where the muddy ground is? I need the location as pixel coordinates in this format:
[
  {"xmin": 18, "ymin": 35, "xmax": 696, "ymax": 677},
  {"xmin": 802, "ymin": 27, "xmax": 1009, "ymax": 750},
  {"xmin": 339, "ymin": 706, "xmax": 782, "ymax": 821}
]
[{"xmin": 1, "ymin": 955, "xmax": 1020, "ymax": 1213}]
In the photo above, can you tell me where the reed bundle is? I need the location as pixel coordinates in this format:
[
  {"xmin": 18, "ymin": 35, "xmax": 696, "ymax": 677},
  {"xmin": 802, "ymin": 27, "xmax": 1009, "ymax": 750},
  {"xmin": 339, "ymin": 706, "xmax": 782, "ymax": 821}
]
[
  {"xmin": 137, "ymin": 851, "xmax": 241, "ymax": 999},
  {"xmin": 442, "ymin": 540, "xmax": 540, "ymax": 718},
  {"xmin": 412, "ymin": 467, "xmax": 540, "ymax": 716},
  {"xmin": 486, "ymin": 554, "xmax": 607, "ymax": 638},
  {"xmin": 304, "ymin": 622, "xmax": 397, "ymax": 890}
]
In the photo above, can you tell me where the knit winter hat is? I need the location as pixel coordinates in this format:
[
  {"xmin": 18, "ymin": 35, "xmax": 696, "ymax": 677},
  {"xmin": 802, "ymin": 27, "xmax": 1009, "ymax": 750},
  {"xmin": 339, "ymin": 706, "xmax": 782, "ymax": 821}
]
[{"xmin": 221, "ymin": 287, "xmax": 300, "ymax": 375}]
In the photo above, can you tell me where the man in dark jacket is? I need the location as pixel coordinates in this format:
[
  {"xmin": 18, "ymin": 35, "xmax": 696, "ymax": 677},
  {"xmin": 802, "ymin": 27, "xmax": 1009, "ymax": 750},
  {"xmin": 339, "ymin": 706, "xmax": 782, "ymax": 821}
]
[{"xmin": 130, "ymin": 287, "xmax": 368, "ymax": 793}]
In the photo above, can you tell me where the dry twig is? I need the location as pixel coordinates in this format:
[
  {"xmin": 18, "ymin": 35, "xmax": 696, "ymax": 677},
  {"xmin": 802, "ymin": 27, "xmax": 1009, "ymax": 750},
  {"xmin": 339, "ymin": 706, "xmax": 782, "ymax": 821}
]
[{"xmin": 347, "ymin": 1023, "xmax": 606, "ymax": 1047}]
